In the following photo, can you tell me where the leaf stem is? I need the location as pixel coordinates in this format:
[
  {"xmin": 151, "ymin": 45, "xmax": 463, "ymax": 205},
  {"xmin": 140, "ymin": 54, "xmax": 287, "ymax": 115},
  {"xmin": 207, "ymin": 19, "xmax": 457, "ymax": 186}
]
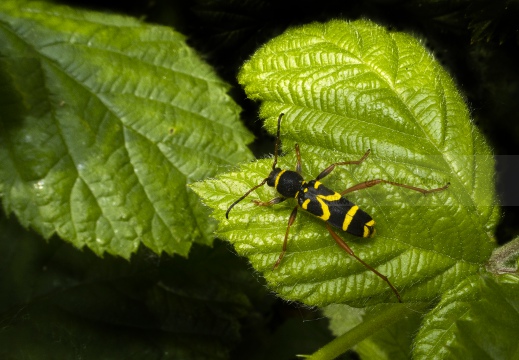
[{"xmin": 307, "ymin": 303, "xmax": 428, "ymax": 360}]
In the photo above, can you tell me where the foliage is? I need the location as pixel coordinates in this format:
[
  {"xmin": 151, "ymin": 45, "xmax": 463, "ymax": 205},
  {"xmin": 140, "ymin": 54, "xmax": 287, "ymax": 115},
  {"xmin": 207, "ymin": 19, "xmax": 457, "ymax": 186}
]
[
  {"xmin": 194, "ymin": 19, "xmax": 499, "ymax": 307},
  {"xmin": 1, "ymin": 1, "xmax": 518, "ymax": 359},
  {"xmin": 0, "ymin": 0, "xmax": 253, "ymax": 259}
]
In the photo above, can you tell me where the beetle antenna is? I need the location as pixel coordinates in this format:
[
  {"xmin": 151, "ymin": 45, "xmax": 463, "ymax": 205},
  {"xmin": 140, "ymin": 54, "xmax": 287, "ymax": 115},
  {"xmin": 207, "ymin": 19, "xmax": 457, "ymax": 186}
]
[
  {"xmin": 225, "ymin": 113, "xmax": 285, "ymax": 219},
  {"xmin": 226, "ymin": 113, "xmax": 285, "ymax": 219},
  {"xmin": 225, "ymin": 178, "xmax": 268, "ymax": 219}
]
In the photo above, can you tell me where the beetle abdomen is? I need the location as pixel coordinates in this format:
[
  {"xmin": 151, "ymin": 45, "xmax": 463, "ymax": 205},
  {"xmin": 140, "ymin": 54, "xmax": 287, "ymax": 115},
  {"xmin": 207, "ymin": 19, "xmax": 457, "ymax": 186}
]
[
  {"xmin": 298, "ymin": 180, "xmax": 375, "ymax": 238},
  {"xmin": 327, "ymin": 198, "xmax": 375, "ymax": 238}
]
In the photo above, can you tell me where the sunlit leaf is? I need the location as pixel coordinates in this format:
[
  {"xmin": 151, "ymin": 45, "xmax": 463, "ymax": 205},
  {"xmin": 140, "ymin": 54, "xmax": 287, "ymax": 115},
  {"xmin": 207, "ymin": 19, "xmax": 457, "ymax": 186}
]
[{"xmin": 192, "ymin": 19, "xmax": 499, "ymax": 305}]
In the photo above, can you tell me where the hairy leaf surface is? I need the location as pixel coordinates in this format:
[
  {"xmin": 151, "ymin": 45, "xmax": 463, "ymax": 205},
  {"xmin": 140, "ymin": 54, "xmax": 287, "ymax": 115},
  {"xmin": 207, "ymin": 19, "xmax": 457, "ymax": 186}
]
[{"xmin": 192, "ymin": 20, "xmax": 499, "ymax": 305}]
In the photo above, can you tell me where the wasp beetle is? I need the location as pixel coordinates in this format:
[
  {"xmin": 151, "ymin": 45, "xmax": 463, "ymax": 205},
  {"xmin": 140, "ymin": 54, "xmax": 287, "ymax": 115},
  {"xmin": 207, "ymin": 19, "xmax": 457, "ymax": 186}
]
[{"xmin": 226, "ymin": 113, "xmax": 449, "ymax": 302}]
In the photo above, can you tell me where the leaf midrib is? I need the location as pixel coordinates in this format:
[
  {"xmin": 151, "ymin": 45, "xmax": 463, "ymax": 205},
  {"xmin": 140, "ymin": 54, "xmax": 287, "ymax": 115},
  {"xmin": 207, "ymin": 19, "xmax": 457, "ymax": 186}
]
[{"xmin": 301, "ymin": 29, "xmax": 490, "ymax": 242}]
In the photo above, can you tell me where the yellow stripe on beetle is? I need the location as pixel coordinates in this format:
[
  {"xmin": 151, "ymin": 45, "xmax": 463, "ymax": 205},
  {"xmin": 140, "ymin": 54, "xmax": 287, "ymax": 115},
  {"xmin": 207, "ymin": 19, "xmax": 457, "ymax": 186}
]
[
  {"xmin": 317, "ymin": 192, "xmax": 342, "ymax": 202},
  {"xmin": 301, "ymin": 199, "xmax": 311, "ymax": 210},
  {"xmin": 342, "ymin": 205, "xmax": 359, "ymax": 231},
  {"xmin": 316, "ymin": 198, "xmax": 331, "ymax": 220},
  {"xmin": 274, "ymin": 170, "xmax": 286, "ymax": 189},
  {"xmin": 364, "ymin": 219, "xmax": 375, "ymax": 238}
]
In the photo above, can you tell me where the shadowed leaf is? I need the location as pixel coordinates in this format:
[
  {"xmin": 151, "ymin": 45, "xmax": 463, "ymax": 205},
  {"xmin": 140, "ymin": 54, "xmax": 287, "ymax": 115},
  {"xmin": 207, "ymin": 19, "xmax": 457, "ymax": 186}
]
[{"xmin": 0, "ymin": 1, "xmax": 253, "ymax": 258}]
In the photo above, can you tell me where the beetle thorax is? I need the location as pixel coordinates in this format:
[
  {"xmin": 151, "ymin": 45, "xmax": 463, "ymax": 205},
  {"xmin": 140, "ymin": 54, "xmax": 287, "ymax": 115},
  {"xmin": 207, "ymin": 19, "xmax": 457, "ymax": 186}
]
[{"xmin": 267, "ymin": 168, "xmax": 303, "ymax": 198}]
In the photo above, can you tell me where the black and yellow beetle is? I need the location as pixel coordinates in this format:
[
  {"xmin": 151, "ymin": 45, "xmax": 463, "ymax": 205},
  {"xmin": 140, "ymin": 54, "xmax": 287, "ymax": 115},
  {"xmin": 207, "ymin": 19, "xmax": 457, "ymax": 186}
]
[{"xmin": 226, "ymin": 113, "xmax": 449, "ymax": 302}]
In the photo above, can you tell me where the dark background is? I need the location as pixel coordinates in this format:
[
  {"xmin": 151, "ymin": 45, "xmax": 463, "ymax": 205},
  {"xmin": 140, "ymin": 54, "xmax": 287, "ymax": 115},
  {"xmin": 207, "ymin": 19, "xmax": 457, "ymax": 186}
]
[{"xmin": 3, "ymin": 1, "xmax": 519, "ymax": 359}]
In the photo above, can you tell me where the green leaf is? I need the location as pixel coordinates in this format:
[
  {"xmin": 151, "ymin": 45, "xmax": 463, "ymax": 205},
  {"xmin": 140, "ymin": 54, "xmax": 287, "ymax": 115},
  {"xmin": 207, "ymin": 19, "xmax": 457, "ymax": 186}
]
[
  {"xmin": 192, "ymin": 20, "xmax": 499, "ymax": 305},
  {"xmin": 0, "ymin": 1, "xmax": 253, "ymax": 258},
  {"xmin": 413, "ymin": 274, "xmax": 519, "ymax": 360}
]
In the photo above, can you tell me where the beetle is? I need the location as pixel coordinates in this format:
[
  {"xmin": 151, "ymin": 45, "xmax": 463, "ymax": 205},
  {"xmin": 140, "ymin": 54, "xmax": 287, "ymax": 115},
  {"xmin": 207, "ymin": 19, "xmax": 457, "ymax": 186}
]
[{"xmin": 226, "ymin": 113, "xmax": 449, "ymax": 302}]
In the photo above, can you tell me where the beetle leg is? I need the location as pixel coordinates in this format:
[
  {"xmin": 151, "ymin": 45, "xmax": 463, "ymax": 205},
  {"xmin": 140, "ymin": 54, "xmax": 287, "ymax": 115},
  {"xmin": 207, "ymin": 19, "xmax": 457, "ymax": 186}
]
[
  {"xmin": 316, "ymin": 149, "xmax": 371, "ymax": 181},
  {"xmin": 295, "ymin": 144, "xmax": 303, "ymax": 174},
  {"xmin": 273, "ymin": 206, "xmax": 298, "ymax": 269},
  {"xmin": 326, "ymin": 223, "xmax": 402, "ymax": 303},
  {"xmin": 340, "ymin": 179, "xmax": 450, "ymax": 196}
]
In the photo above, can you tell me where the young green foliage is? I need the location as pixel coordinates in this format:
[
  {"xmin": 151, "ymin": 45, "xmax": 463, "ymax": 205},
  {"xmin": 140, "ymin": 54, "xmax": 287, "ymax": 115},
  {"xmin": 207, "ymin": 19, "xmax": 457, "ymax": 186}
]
[
  {"xmin": 192, "ymin": 20, "xmax": 499, "ymax": 306},
  {"xmin": 414, "ymin": 274, "xmax": 519, "ymax": 360},
  {"xmin": 0, "ymin": 1, "xmax": 253, "ymax": 258}
]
